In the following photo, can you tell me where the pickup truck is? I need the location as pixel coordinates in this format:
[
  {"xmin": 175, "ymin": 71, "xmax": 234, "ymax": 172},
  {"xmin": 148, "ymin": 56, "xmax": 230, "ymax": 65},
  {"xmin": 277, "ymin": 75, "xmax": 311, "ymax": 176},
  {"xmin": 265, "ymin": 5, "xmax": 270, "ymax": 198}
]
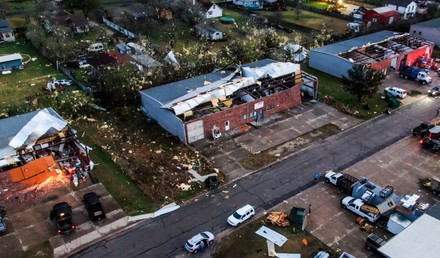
[
  {"xmin": 420, "ymin": 177, "xmax": 440, "ymax": 196},
  {"xmin": 325, "ymin": 170, "xmax": 359, "ymax": 194},
  {"xmin": 420, "ymin": 137, "xmax": 440, "ymax": 153},
  {"xmin": 412, "ymin": 122, "xmax": 434, "ymax": 138},
  {"xmin": 399, "ymin": 65, "xmax": 432, "ymax": 84},
  {"xmin": 341, "ymin": 196, "xmax": 381, "ymax": 223}
]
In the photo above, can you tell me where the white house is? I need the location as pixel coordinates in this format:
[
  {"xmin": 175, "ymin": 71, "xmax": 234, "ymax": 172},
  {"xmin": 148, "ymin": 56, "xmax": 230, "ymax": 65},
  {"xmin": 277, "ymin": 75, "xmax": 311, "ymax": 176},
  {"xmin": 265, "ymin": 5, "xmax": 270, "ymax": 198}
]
[
  {"xmin": 197, "ymin": 1, "xmax": 223, "ymax": 19},
  {"xmin": 194, "ymin": 24, "xmax": 224, "ymax": 41},
  {"xmin": 0, "ymin": 20, "xmax": 15, "ymax": 42},
  {"xmin": 384, "ymin": 0, "xmax": 418, "ymax": 19}
]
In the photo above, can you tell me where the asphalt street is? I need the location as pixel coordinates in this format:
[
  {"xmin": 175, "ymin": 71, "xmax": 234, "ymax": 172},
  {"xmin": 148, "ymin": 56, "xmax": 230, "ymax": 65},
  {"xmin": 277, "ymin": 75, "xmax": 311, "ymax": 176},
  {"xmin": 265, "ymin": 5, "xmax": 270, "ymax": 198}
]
[{"xmin": 70, "ymin": 96, "xmax": 440, "ymax": 258}]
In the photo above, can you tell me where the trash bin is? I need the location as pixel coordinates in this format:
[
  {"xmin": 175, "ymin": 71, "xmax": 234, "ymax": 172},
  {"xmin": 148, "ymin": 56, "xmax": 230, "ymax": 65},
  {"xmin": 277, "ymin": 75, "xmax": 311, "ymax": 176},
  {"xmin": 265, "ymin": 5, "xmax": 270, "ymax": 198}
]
[
  {"xmin": 205, "ymin": 176, "xmax": 219, "ymax": 190},
  {"xmin": 387, "ymin": 98, "xmax": 401, "ymax": 108}
]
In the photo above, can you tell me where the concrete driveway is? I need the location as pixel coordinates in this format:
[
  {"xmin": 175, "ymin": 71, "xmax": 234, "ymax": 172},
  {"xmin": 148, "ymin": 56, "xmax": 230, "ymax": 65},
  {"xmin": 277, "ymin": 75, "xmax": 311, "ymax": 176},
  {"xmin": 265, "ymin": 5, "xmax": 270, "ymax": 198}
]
[{"xmin": 0, "ymin": 181, "xmax": 127, "ymax": 258}]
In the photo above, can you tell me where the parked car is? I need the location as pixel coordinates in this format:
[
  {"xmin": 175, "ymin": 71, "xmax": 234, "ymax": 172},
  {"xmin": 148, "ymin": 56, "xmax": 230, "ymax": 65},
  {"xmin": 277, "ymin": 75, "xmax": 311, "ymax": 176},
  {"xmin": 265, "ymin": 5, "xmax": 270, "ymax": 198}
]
[
  {"xmin": 82, "ymin": 192, "xmax": 106, "ymax": 222},
  {"xmin": 384, "ymin": 87, "xmax": 407, "ymax": 98},
  {"xmin": 428, "ymin": 86, "xmax": 440, "ymax": 97},
  {"xmin": 184, "ymin": 231, "xmax": 214, "ymax": 253},
  {"xmin": 227, "ymin": 204, "xmax": 255, "ymax": 226},
  {"xmin": 79, "ymin": 60, "xmax": 91, "ymax": 69},
  {"xmin": 0, "ymin": 217, "xmax": 6, "ymax": 234},
  {"xmin": 412, "ymin": 122, "xmax": 434, "ymax": 137},
  {"xmin": 420, "ymin": 137, "xmax": 440, "ymax": 153},
  {"xmin": 50, "ymin": 202, "xmax": 76, "ymax": 235},
  {"xmin": 55, "ymin": 79, "xmax": 73, "ymax": 86},
  {"xmin": 365, "ymin": 233, "xmax": 386, "ymax": 253}
]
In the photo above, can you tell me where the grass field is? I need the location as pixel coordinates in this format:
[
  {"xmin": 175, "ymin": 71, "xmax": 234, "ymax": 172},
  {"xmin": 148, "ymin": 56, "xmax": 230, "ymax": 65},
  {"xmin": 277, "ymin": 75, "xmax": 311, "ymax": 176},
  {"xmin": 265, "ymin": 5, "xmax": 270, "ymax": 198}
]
[
  {"xmin": 256, "ymin": 9, "xmax": 348, "ymax": 34},
  {"xmin": 0, "ymin": 39, "xmax": 66, "ymax": 110},
  {"xmin": 301, "ymin": 65, "xmax": 389, "ymax": 120},
  {"xmin": 213, "ymin": 220, "xmax": 334, "ymax": 258}
]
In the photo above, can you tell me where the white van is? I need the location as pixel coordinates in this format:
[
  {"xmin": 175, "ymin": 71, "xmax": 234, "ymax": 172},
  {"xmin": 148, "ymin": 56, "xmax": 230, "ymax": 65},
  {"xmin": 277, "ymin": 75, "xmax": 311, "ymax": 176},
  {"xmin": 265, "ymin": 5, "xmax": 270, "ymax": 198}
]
[
  {"xmin": 227, "ymin": 204, "xmax": 255, "ymax": 226},
  {"xmin": 384, "ymin": 87, "xmax": 407, "ymax": 98},
  {"xmin": 88, "ymin": 43, "xmax": 104, "ymax": 53}
]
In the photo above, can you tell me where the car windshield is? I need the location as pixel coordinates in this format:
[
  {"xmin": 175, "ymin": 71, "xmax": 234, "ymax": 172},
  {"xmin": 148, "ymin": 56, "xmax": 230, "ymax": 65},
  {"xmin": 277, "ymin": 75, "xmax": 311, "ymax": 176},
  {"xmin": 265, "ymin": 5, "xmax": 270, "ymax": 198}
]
[
  {"xmin": 185, "ymin": 240, "xmax": 194, "ymax": 248},
  {"xmin": 233, "ymin": 212, "xmax": 242, "ymax": 219},
  {"xmin": 0, "ymin": 218, "xmax": 4, "ymax": 227},
  {"xmin": 200, "ymin": 232, "xmax": 209, "ymax": 239}
]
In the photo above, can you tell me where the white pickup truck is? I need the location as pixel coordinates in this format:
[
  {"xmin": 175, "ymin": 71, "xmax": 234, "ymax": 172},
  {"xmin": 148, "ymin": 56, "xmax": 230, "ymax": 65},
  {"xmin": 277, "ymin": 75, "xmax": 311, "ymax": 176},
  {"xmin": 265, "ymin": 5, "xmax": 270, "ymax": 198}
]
[{"xmin": 341, "ymin": 196, "xmax": 380, "ymax": 223}]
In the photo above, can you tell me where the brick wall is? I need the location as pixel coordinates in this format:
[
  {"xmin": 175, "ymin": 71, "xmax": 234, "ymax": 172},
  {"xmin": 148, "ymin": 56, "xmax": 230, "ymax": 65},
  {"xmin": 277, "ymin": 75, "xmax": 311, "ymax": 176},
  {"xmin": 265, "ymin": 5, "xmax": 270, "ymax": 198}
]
[{"xmin": 199, "ymin": 85, "xmax": 302, "ymax": 139}]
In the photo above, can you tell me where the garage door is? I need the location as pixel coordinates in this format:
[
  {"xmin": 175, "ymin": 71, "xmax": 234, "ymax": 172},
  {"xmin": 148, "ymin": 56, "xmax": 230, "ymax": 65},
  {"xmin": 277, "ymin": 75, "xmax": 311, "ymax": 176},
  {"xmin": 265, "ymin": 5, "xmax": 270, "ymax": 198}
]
[{"xmin": 186, "ymin": 120, "xmax": 205, "ymax": 143}]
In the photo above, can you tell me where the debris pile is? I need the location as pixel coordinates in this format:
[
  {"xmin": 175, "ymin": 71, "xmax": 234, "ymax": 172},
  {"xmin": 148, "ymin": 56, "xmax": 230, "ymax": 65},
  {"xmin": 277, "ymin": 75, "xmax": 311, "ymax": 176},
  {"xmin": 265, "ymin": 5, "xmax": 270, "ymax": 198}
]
[{"xmin": 266, "ymin": 211, "xmax": 290, "ymax": 227}]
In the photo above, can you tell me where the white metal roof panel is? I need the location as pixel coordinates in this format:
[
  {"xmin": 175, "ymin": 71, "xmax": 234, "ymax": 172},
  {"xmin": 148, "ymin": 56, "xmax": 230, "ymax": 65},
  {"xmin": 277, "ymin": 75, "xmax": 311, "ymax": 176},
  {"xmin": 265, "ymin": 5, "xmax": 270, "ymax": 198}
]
[
  {"xmin": 0, "ymin": 53, "xmax": 23, "ymax": 63},
  {"xmin": 255, "ymin": 226, "xmax": 288, "ymax": 247},
  {"xmin": 379, "ymin": 214, "xmax": 440, "ymax": 257}
]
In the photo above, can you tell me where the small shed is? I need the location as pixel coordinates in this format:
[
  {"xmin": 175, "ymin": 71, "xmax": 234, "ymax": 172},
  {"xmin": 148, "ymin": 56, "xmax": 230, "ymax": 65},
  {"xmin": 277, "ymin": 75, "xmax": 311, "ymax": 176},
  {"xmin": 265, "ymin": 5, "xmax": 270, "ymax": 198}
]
[
  {"xmin": 194, "ymin": 24, "xmax": 223, "ymax": 41},
  {"xmin": 0, "ymin": 19, "xmax": 15, "ymax": 42},
  {"xmin": 0, "ymin": 53, "xmax": 23, "ymax": 70}
]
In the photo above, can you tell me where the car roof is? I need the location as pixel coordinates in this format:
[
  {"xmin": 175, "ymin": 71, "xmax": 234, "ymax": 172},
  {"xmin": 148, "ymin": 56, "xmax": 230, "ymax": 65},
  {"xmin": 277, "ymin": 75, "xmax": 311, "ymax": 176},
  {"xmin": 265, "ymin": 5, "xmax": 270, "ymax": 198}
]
[
  {"xmin": 236, "ymin": 204, "xmax": 253, "ymax": 214},
  {"xmin": 84, "ymin": 192, "xmax": 100, "ymax": 204}
]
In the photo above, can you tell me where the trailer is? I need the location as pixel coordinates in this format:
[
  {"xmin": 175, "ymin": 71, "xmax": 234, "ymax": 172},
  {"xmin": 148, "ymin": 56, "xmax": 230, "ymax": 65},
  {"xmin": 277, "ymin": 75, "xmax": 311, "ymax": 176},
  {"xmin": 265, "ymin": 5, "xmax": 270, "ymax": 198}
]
[{"xmin": 0, "ymin": 53, "xmax": 24, "ymax": 70}]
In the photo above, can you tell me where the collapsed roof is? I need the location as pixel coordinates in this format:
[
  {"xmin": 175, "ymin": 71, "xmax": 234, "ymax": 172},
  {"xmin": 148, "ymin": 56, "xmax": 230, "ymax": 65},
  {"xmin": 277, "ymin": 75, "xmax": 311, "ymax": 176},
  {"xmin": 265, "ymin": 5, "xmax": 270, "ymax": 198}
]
[
  {"xmin": 339, "ymin": 33, "xmax": 433, "ymax": 64},
  {"xmin": 161, "ymin": 62, "xmax": 300, "ymax": 115}
]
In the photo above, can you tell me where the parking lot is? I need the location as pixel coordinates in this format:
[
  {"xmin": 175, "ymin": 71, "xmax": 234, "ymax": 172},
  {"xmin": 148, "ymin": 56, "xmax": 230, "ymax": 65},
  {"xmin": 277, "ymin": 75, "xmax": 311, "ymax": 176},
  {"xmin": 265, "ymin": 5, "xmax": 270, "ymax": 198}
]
[
  {"xmin": 0, "ymin": 180, "xmax": 127, "ymax": 258},
  {"xmin": 269, "ymin": 135, "xmax": 439, "ymax": 257}
]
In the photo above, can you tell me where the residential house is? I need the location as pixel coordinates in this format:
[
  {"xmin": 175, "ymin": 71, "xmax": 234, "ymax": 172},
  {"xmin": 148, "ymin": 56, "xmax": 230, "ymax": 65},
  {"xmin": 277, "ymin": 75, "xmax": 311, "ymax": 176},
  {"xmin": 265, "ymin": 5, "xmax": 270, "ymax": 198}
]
[
  {"xmin": 364, "ymin": 7, "xmax": 400, "ymax": 26},
  {"xmin": 0, "ymin": 19, "xmax": 15, "ymax": 42},
  {"xmin": 197, "ymin": 0, "xmax": 223, "ymax": 18},
  {"xmin": 140, "ymin": 59, "xmax": 318, "ymax": 144},
  {"xmin": 0, "ymin": 108, "xmax": 91, "ymax": 175},
  {"xmin": 50, "ymin": 11, "xmax": 90, "ymax": 34},
  {"xmin": 194, "ymin": 24, "xmax": 224, "ymax": 41},
  {"xmin": 384, "ymin": 0, "xmax": 418, "ymax": 19},
  {"xmin": 309, "ymin": 31, "xmax": 434, "ymax": 78},
  {"xmin": 410, "ymin": 18, "xmax": 440, "ymax": 47}
]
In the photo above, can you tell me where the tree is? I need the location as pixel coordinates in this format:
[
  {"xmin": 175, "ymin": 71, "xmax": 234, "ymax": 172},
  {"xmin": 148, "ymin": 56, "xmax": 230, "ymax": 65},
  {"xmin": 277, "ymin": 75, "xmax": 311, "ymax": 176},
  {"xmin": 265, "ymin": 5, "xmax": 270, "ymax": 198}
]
[
  {"xmin": 294, "ymin": 0, "xmax": 302, "ymax": 20},
  {"xmin": 341, "ymin": 64, "xmax": 386, "ymax": 102},
  {"xmin": 0, "ymin": 0, "xmax": 11, "ymax": 19},
  {"xmin": 64, "ymin": 0, "xmax": 101, "ymax": 18}
]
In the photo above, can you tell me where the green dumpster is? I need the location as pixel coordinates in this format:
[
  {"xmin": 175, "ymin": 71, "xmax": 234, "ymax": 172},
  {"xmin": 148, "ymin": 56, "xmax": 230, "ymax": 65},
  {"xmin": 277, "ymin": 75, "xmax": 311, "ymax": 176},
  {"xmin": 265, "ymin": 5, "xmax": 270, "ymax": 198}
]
[{"xmin": 388, "ymin": 98, "xmax": 401, "ymax": 108}]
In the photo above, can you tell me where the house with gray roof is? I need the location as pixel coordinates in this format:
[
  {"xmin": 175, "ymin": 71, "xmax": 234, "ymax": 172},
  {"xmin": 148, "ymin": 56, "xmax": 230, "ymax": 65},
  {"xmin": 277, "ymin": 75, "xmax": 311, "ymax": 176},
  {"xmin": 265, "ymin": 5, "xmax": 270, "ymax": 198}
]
[
  {"xmin": 410, "ymin": 17, "xmax": 440, "ymax": 47},
  {"xmin": 309, "ymin": 30, "xmax": 434, "ymax": 78},
  {"xmin": 0, "ymin": 19, "xmax": 15, "ymax": 42},
  {"xmin": 140, "ymin": 59, "xmax": 318, "ymax": 144},
  {"xmin": 0, "ymin": 108, "xmax": 90, "ymax": 172}
]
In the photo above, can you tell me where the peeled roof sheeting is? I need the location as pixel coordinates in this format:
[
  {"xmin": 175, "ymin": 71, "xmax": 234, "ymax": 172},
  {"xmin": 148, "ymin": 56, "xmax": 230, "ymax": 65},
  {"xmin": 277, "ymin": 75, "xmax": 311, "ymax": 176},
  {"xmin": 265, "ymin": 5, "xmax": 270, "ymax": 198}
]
[{"xmin": 9, "ymin": 109, "xmax": 67, "ymax": 149}]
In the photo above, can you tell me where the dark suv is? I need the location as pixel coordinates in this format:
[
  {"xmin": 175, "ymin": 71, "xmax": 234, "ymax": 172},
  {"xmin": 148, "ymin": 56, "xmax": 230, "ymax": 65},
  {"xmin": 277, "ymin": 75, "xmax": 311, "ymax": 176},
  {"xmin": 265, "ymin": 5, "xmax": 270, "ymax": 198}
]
[
  {"xmin": 82, "ymin": 192, "xmax": 106, "ymax": 222},
  {"xmin": 412, "ymin": 122, "xmax": 435, "ymax": 138},
  {"xmin": 420, "ymin": 137, "xmax": 440, "ymax": 153},
  {"xmin": 365, "ymin": 233, "xmax": 386, "ymax": 253},
  {"xmin": 50, "ymin": 202, "xmax": 75, "ymax": 235}
]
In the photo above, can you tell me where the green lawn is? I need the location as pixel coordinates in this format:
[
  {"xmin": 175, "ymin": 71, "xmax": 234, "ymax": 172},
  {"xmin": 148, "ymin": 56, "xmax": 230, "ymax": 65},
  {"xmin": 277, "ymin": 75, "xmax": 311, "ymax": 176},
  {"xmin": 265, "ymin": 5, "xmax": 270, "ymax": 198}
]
[
  {"xmin": 302, "ymin": 65, "xmax": 390, "ymax": 119},
  {"xmin": 256, "ymin": 9, "xmax": 348, "ymax": 34},
  {"xmin": 303, "ymin": 1, "xmax": 331, "ymax": 10},
  {"xmin": 77, "ymin": 131, "xmax": 154, "ymax": 215},
  {"xmin": 0, "ymin": 39, "xmax": 66, "ymax": 111},
  {"xmin": 213, "ymin": 219, "xmax": 335, "ymax": 258}
]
